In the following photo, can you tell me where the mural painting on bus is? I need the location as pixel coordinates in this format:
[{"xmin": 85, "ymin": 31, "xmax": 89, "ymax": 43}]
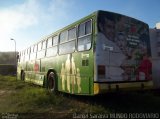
[
  {"xmin": 60, "ymin": 54, "xmax": 81, "ymax": 93},
  {"xmin": 61, "ymin": 63, "xmax": 65, "ymax": 90},
  {"xmin": 76, "ymin": 68, "xmax": 81, "ymax": 93},
  {"xmin": 65, "ymin": 55, "xmax": 71, "ymax": 92},
  {"xmin": 34, "ymin": 61, "xmax": 39, "ymax": 72},
  {"xmin": 97, "ymin": 12, "xmax": 152, "ymax": 81}
]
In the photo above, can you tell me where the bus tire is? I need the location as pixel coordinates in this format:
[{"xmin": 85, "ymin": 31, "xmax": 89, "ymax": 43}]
[
  {"xmin": 21, "ymin": 71, "xmax": 25, "ymax": 81},
  {"xmin": 47, "ymin": 72, "xmax": 57, "ymax": 93}
]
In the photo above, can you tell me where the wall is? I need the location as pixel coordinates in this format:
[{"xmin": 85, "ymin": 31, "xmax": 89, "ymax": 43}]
[
  {"xmin": 0, "ymin": 52, "xmax": 17, "ymax": 75},
  {"xmin": 150, "ymin": 28, "xmax": 160, "ymax": 88}
]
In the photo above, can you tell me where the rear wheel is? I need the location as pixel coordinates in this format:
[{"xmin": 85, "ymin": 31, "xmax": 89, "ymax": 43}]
[
  {"xmin": 48, "ymin": 72, "xmax": 57, "ymax": 93},
  {"xmin": 21, "ymin": 71, "xmax": 25, "ymax": 81}
]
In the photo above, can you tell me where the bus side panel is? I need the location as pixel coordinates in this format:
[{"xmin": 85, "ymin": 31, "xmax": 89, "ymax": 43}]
[
  {"xmin": 41, "ymin": 56, "xmax": 58, "ymax": 86},
  {"xmin": 57, "ymin": 50, "xmax": 94, "ymax": 95},
  {"xmin": 73, "ymin": 51, "xmax": 94, "ymax": 95},
  {"xmin": 57, "ymin": 55, "xmax": 69, "ymax": 93}
]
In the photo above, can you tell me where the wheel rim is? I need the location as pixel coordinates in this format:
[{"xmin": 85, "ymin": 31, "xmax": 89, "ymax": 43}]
[
  {"xmin": 21, "ymin": 72, "xmax": 25, "ymax": 80},
  {"xmin": 48, "ymin": 72, "xmax": 55, "ymax": 92}
]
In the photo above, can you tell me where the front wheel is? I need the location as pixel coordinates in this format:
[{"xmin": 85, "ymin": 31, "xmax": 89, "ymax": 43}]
[
  {"xmin": 47, "ymin": 72, "xmax": 57, "ymax": 93},
  {"xmin": 21, "ymin": 71, "xmax": 25, "ymax": 81}
]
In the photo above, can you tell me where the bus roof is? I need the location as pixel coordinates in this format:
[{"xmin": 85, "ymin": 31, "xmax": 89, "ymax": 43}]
[{"xmin": 21, "ymin": 10, "xmax": 148, "ymax": 51}]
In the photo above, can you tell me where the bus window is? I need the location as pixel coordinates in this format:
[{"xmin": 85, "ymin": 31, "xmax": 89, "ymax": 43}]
[
  {"xmin": 38, "ymin": 42, "xmax": 42, "ymax": 51},
  {"xmin": 86, "ymin": 20, "xmax": 92, "ymax": 34},
  {"xmin": 78, "ymin": 20, "xmax": 92, "ymax": 51},
  {"xmin": 78, "ymin": 23, "xmax": 85, "ymax": 37},
  {"xmin": 59, "ymin": 41, "xmax": 75, "ymax": 54},
  {"xmin": 25, "ymin": 49, "xmax": 27, "ymax": 55},
  {"xmin": 42, "ymin": 40, "xmax": 46, "ymax": 50},
  {"xmin": 31, "ymin": 46, "xmax": 34, "ymax": 53},
  {"xmin": 30, "ymin": 45, "xmax": 37, "ymax": 61},
  {"xmin": 47, "ymin": 37, "xmax": 53, "ymax": 48},
  {"xmin": 68, "ymin": 27, "xmax": 76, "ymax": 40},
  {"xmin": 53, "ymin": 35, "xmax": 58, "ymax": 46},
  {"xmin": 46, "ymin": 35, "xmax": 58, "ymax": 57},
  {"xmin": 28, "ymin": 47, "xmax": 31, "ymax": 54},
  {"xmin": 60, "ymin": 31, "xmax": 67, "ymax": 43},
  {"xmin": 34, "ymin": 45, "xmax": 37, "ymax": 52},
  {"xmin": 46, "ymin": 46, "xmax": 57, "ymax": 57},
  {"xmin": 25, "ymin": 48, "xmax": 30, "ymax": 61},
  {"xmin": 59, "ymin": 28, "xmax": 76, "ymax": 55},
  {"xmin": 37, "ymin": 41, "xmax": 46, "ymax": 59}
]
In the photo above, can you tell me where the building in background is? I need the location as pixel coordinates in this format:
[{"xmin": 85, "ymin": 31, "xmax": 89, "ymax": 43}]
[
  {"xmin": 156, "ymin": 22, "xmax": 160, "ymax": 29},
  {"xmin": 0, "ymin": 52, "xmax": 17, "ymax": 75},
  {"xmin": 150, "ymin": 26, "xmax": 160, "ymax": 88}
]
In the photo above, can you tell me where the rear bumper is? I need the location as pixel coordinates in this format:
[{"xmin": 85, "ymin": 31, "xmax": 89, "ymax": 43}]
[{"xmin": 94, "ymin": 81, "xmax": 153, "ymax": 95}]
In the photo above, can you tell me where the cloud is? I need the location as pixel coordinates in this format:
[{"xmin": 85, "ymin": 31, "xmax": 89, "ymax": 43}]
[
  {"xmin": 48, "ymin": 0, "xmax": 74, "ymax": 19},
  {"xmin": 0, "ymin": 0, "xmax": 75, "ymax": 51},
  {"xmin": 0, "ymin": 0, "xmax": 40, "ymax": 51},
  {"xmin": 0, "ymin": 0, "xmax": 38, "ymax": 35}
]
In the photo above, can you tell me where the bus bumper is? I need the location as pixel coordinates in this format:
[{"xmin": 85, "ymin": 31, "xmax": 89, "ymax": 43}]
[{"xmin": 94, "ymin": 81, "xmax": 153, "ymax": 95}]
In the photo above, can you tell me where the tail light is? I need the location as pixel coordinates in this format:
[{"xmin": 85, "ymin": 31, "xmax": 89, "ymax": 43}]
[{"xmin": 98, "ymin": 65, "xmax": 105, "ymax": 78}]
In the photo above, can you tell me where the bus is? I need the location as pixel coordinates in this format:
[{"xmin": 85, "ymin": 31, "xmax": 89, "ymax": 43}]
[{"xmin": 17, "ymin": 10, "xmax": 153, "ymax": 95}]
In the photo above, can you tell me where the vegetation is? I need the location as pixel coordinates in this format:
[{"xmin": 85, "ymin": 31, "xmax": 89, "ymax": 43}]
[{"xmin": 0, "ymin": 75, "xmax": 160, "ymax": 118}]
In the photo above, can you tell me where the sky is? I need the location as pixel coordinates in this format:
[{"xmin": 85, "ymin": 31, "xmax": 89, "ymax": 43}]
[{"xmin": 0, "ymin": 0, "xmax": 160, "ymax": 52}]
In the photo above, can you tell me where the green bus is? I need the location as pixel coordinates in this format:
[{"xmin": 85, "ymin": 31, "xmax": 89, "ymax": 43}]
[{"xmin": 17, "ymin": 10, "xmax": 153, "ymax": 95}]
